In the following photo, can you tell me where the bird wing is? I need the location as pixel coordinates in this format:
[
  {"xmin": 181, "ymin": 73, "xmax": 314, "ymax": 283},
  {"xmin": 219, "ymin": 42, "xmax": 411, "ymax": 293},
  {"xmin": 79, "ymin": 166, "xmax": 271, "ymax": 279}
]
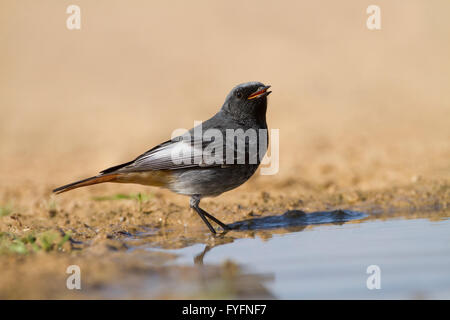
[
  {"xmin": 100, "ymin": 135, "xmax": 225, "ymax": 174},
  {"xmin": 99, "ymin": 122, "xmax": 266, "ymax": 175}
]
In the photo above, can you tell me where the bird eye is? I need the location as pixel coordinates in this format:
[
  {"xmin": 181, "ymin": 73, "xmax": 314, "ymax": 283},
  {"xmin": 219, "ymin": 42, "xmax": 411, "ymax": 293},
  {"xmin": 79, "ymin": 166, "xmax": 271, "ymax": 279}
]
[{"xmin": 235, "ymin": 91, "xmax": 242, "ymax": 99}]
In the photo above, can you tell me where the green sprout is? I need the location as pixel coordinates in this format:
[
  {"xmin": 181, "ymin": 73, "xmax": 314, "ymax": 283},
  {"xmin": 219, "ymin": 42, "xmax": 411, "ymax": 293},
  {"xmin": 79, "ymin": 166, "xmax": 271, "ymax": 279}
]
[{"xmin": 0, "ymin": 205, "xmax": 12, "ymax": 217}]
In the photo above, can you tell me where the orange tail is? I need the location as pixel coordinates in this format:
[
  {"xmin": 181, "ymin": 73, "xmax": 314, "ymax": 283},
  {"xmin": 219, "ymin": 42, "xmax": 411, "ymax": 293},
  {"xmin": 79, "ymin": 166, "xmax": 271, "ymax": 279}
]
[{"xmin": 52, "ymin": 174, "xmax": 118, "ymax": 194}]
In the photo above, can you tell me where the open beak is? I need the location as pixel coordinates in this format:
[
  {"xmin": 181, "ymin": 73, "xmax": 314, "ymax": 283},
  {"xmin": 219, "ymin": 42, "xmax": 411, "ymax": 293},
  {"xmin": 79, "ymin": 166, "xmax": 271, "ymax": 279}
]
[{"xmin": 247, "ymin": 85, "xmax": 272, "ymax": 100}]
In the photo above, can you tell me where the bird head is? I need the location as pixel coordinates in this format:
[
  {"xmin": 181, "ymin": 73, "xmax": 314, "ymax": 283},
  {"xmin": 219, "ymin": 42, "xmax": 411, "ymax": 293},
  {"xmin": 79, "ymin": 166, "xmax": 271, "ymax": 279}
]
[{"xmin": 222, "ymin": 82, "xmax": 271, "ymax": 125}]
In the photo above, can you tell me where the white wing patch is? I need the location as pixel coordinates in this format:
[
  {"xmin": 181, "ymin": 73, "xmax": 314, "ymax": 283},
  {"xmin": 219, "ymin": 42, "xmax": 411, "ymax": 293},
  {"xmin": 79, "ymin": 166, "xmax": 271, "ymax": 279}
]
[{"xmin": 117, "ymin": 138, "xmax": 224, "ymax": 172}]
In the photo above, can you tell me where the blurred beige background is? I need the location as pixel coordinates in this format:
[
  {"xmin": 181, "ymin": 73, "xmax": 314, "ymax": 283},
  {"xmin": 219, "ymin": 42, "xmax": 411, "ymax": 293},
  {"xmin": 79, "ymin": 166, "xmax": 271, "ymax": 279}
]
[{"xmin": 1, "ymin": 0, "xmax": 449, "ymax": 195}]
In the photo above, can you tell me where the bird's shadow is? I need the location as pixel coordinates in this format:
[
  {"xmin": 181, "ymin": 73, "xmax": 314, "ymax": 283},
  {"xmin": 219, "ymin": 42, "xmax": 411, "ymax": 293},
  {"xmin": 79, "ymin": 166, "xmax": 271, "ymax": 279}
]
[
  {"xmin": 227, "ymin": 209, "xmax": 366, "ymax": 231},
  {"xmin": 194, "ymin": 209, "xmax": 367, "ymax": 264}
]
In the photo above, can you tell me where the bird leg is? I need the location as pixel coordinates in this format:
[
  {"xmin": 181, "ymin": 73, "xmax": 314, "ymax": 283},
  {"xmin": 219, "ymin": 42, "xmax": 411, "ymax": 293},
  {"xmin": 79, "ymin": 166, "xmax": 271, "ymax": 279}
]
[
  {"xmin": 197, "ymin": 206, "xmax": 231, "ymax": 231},
  {"xmin": 193, "ymin": 206, "xmax": 216, "ymax": 234},
  {"xmin": 190, "ymin": 196, "xmax": 231, "ymax": 234}
]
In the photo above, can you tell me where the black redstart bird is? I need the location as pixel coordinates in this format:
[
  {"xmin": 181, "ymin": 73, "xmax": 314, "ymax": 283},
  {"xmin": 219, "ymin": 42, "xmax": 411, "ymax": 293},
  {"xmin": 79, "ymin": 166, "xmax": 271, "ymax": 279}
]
[{"xmin": 53, "ymin": 82, "xmax": 271, "ymax": 233}]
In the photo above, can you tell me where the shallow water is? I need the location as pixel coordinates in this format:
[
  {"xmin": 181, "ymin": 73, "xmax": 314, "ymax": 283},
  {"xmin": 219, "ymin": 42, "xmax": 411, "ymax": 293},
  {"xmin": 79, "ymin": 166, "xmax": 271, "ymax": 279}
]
[{"xmin": 149, "ymin": 217, "xmax": 450, "ymax": 299}]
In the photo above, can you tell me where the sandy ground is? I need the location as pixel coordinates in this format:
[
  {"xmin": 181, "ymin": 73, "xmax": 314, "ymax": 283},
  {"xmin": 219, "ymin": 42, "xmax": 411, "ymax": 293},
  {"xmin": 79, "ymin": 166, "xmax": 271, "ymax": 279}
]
[{"xmin": 0, "ymin": 1, "xmax": 449, "ymax": 298}]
